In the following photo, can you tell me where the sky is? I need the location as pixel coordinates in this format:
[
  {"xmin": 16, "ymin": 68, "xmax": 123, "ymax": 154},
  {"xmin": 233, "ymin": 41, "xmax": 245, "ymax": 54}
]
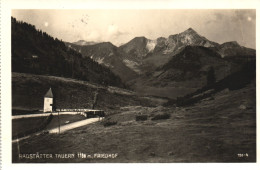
[{"xmin": 12, "ymin": 9, "xmax": 256, "ymax": 48}]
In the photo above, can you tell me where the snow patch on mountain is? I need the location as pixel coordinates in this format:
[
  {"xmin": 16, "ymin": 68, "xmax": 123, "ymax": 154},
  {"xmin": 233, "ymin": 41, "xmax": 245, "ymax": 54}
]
[
  {"xmin": 146, "ymin": 39, "xmax": 157, "ymax": 52},
  {"xmin": 123, "ymin": 59, "xmax": 142, "ymax": 73},
  {"xmin": 95, "ymin": 57, "xmax": 114, "ymax": 68},
  {"xmin": 181, "ymin": 34, "xmax": 193, "ymax": 45}
]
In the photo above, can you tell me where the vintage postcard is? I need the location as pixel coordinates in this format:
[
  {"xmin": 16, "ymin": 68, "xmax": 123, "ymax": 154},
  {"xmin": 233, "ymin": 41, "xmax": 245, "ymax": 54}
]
[{"xmin": 1, "ymin": 0, "xmax": 259, "ymax": 170}]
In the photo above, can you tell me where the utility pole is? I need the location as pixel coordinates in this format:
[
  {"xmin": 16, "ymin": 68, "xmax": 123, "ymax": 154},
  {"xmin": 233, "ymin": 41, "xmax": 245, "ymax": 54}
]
[{"xmin": 58, "ymin": 111, "xmax": 60, "ymax": 134}]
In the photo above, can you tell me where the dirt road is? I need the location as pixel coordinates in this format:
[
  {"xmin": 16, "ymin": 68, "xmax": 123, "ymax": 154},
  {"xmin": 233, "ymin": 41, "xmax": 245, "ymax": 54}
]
[{"xmin": 48, "ymin": 118, "xmax": 100, "ymax": 133}]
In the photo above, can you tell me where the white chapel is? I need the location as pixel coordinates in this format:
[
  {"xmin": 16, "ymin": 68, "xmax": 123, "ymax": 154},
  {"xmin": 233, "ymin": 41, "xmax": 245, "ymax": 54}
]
[{"xmin": 43, "ymin": 88, "xmax": 53, "ymax": 112}]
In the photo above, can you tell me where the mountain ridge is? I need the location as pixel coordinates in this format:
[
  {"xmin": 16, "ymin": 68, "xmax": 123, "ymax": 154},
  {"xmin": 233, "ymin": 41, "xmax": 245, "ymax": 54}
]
[{"xmin": 72, "ymin": 40, "xmax": 99, "ymax": 46}]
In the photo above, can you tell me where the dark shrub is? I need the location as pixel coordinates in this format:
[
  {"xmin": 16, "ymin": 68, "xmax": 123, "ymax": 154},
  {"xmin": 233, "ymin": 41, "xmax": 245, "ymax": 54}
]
[
  {"xmin": 151, "ymin": 113, "xmax": 170, "ymax": 120},
  {"xmin": 136, "ymin": 115, "xmax": 148, "ymax": 121},
  {"xmin": 103, "ymin": 120, "xmax": 117, "ymax": 127}
]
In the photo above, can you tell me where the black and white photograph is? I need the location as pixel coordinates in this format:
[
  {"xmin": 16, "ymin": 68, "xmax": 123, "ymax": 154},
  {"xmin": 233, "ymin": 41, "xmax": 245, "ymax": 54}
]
[
  {"xmin": 10, "ymin": 8, "xmax": 256, "ymax": 163},
  {"xmin": 0, "ymin": 0, "xmax": 259, "ymax": 168}
]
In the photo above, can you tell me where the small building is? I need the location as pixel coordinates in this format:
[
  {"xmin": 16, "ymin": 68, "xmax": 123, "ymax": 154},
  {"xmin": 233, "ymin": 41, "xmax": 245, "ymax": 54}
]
[
  {"xmin": 32, "ymin": 55, "xmax": 38, "ymax": 59},
  {"xmin": 44, "ymin": 88, "xmax": 53, "ymax": 112}
]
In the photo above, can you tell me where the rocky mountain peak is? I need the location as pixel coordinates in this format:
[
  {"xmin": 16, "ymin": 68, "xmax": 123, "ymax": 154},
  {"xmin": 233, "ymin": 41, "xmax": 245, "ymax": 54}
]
[
  {"xmin": 178, "ymin": 28, "xmax": 200, "ymax": 39},
  {"xmin": 183, "ymin": 27, "xmax": 197, "ymax": 34}
]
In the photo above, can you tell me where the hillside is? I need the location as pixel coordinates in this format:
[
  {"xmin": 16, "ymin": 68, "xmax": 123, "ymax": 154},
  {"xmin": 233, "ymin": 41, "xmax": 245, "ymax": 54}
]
[
  {"xmin": 158, "ymin": 46, "xmax": 238, "ymax": 82},
  {"xmin": 12, "ymin": 72, "xmax": 155, "ymax": 113},
  {"xmin": 11, "ymin": 17, "xmax": 124, "ymax": 88},
  {"xmin": 165, "ymin": 59, "xmax": 256, "ymax": 107},
  {"xmin": 212, "ymin": 41, "xmax": 255, "ymax": 59}
]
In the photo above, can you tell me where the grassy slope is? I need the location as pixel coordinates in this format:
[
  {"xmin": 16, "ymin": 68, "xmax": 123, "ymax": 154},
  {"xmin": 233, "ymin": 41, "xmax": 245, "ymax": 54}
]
[
  {"xmin": 12, "ymin": 115, "xmax": 87, "ymax": 138},
  {"xmin": 12, "ymin": 80, "xmax": 256, "ymax": 163},
  {"xmin": 12, "ymin": 117, "xmax": 47, "ymax": 137},
  {"xmin": 12, "ymin": 72, "xmax": 153, "ymax": 113}
]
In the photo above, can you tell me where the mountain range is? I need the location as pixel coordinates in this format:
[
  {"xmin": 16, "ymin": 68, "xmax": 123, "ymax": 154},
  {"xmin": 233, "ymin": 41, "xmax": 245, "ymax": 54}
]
[{"xmin": 65, "ymin": 28, "xmax": 255, "ymax": 98}]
